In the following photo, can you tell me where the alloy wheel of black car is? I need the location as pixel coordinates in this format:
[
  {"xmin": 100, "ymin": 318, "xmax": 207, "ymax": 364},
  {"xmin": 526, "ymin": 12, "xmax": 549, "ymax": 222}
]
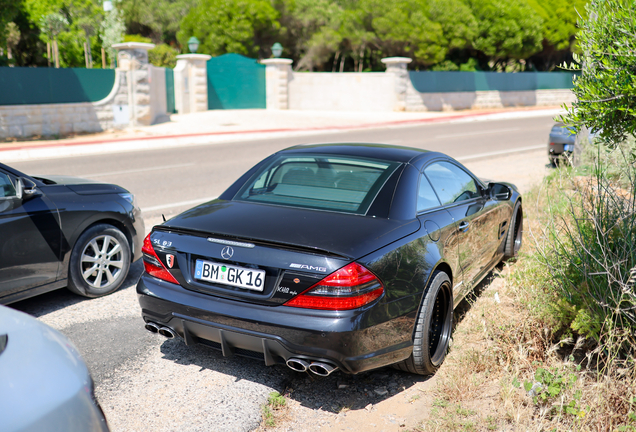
[
  {"xmin": 504, "ymin": 201, "xmax": 523, "ymax": 259},
  {"xmin": 68, "ymin": 224, "xmax": 131, "ymax": 298},
  {"xmin": 394, "ymin": 271, "xmax": 453, "ymax": 375}
]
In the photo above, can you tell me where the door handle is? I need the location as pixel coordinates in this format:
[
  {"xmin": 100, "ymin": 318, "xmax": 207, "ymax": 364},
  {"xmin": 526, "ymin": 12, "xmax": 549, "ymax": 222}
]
[{"xmin": 458, "ymin": 221, "xmax": 470, "ymax": 232}]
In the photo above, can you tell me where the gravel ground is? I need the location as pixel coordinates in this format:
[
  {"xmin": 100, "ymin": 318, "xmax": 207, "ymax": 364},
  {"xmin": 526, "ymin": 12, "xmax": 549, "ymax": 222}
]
[{"xmin": 10, "ymin": 148, "xmax": 551, "ymax": 432}]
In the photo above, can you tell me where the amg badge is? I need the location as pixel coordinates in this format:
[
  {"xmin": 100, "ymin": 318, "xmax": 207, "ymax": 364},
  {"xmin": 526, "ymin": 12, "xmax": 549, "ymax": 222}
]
[
  {"xmin": 289, "ymin": 263, "xmax": 327, "ymax": 273},
  {"xmin": 166, "ymin": 254, "xmax": 175, "ymax": 268}
]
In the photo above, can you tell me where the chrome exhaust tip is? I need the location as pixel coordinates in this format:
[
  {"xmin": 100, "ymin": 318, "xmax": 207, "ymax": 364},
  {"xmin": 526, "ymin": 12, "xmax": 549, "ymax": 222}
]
[
  {"xmin": 286, "ymin": 358, "xmax": 310, "ymax": 372},
  {"xmin": 308, "ymin": 362, "xmax": 338, "ymax": 376},
  {"xmin": 158, "ymin": 326, "xmax": 176, "ymax": 339},
  {"xmin": 144, "ymin": 322, "xmax": 160, "ymax": 333}
]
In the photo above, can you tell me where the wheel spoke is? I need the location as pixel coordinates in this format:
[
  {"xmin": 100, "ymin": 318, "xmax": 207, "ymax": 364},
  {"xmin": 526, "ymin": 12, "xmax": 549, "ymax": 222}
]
[
  {"xmin": 81, "ymin": 253, "xmax": 99, "ymax": 263},
  {"xmin": 105, "ymin": 268, "xmax": 115, "ymax": 284},
  {"xmin": 88, "ymin": 239, "xmax": 100, "ymax": 255},
  {"xmin": 109, "ymin": 259, "xmax": 124, "ymax": 269},
  {"xmin": 106, "ymin": 243, "xmax": 121, "ymax": 258},
  {"xmin": 82, "ymin": 264, "xmax": 99, "ymax": 280},
  {"xmin": 100, "ymin": 235, "xmax": 113, "ymax": 255},
  {"xmin": 93, "ymin": 269, "xmax": 103, "ymax": 287}
]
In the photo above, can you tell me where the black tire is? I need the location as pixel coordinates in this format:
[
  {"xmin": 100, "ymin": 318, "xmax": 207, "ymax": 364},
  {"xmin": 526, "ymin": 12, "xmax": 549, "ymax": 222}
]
[
  {"xmin": 393, "ymin": 271, "xmax": 453, "ymax": 375},
  {"xmin": 67, "ymin": 224, "xmax": 131, "ymax": 298},
  {"xmin": 504, "ymin": 200, "xmax": 523, "ymax": 259}
]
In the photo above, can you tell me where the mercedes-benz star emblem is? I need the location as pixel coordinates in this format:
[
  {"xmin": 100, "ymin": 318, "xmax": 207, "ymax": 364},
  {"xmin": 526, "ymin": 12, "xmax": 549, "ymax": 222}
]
[{"xmin": 221, "ymin": 246, "xmax": 234, "ymax": 260}]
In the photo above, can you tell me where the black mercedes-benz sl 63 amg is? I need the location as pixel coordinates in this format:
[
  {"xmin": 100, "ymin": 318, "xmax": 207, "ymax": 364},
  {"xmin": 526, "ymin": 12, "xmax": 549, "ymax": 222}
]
[
  {"xmin": 0, "ymin": 162, "xmax": 144, "ymax": 305},
  {"xmin": 137, "ymin": 143, "xmax": 523, "ymax": 376}
]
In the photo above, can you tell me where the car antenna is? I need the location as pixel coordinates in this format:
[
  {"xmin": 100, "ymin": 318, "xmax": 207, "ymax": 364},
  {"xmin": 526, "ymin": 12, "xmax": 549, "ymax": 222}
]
[{"xmin": 162, "ymin": 214, "xmax": 166, "ymax": 222}]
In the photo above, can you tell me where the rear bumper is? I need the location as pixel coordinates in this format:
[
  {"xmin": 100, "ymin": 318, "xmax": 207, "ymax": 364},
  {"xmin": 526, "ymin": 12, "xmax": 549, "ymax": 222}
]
[{"xmin": 136, "ymin": 275, "xmax": 413, "ymax": 374}]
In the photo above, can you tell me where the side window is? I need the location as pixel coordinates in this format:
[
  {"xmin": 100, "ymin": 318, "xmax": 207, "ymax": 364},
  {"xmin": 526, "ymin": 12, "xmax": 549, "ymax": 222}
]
[
  {"xmin": 417, "ymin": 174, "xmax": 441, "ymax": 212},
  {"xmin": 424, "ymin": 162, "xmax": 479, "ymax": 205},
  {"xmin": 0, "ymin": 173, "xmax": 16, "ymax": 198}
]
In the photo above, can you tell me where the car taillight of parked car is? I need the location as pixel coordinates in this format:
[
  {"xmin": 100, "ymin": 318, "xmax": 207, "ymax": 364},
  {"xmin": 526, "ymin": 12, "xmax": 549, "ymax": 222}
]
[
  {"xmin": 284, "ymin": 262, "xmax": 384, "ymax": 310},
  {"xmin": 142, "ymin": 233, "xmax": 179, "ymax": 284}
]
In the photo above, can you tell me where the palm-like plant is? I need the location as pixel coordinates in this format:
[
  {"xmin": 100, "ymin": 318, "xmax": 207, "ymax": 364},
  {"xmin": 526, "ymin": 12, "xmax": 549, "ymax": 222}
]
[{"xmin": 40, "ymin": 13, "xmax": 68, "ymax": 68}]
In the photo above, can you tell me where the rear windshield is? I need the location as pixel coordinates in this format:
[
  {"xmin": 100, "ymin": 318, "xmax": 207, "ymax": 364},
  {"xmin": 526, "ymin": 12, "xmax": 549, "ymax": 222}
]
[{"xmin": 234, "ymin": 154, "xmax": 400, "ymax": 214}]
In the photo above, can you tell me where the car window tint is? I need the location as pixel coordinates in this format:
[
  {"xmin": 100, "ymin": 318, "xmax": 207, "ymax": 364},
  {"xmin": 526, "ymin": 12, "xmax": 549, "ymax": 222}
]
[
  {"xmin": 235, "ymin": 154, "xmax": 400, "ymax": 214},
  {"xmin": 417, "ymin": 174, "xmax": 440, "ymax": 212},
  {"xmin": 0, "ymin": 173, "xmax": 16, "ymax": 198},
  {"xmin": 424, "ymin": 162, "xmax": 479, "ymax": 205}
]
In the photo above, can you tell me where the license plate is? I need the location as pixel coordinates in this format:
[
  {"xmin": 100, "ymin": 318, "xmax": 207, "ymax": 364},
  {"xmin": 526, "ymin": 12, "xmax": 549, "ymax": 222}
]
[
  {"xmin": 194, "ymin": 259, "xmax": 265, "ymax": 291},
  {"xmin": 564, "ymin": 144, "xmax": 574, "ymax": 152}
]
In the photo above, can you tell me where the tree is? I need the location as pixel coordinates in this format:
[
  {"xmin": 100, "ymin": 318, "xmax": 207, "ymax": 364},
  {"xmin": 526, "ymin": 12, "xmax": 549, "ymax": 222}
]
[
  {"xmin": 467, "ymin": 0, "xmax": 544, "ymax": 70},
  {"xmin": 100, "ymin": 5, "xmax": 125, "ymax": 66},
  {"xmin": 560, "ymin": 0, "xmax": 636, "ymax": 147},
  {"xmin": 527, "ymin": 0, "xmax": 588, "ymax": 70},
  {"xmin": 120, "ymin": 0, "xmax": 196, "ymax": 46},
  {"xmin": 40, "ymin": 12, "xmax": 68, "ymax": 67},
  {"xmin": 177, "ymin": 0, "xmax": 280, "ymax": 58},
  {"xmin": 0, "ymin": 0, "xmax": 21, "ymax": 57},
  {"xmin": 6, "ymin": 23, "xmax": 21, "ymax": 60}
]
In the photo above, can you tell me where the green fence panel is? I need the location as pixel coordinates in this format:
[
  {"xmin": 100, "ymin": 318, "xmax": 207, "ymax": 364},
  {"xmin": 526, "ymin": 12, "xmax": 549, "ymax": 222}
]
[
  {"xmin": 409, "ymin": 71, "xmax": 577, "ymax": 93},
  {"xmin": 165, "ymin": 68, "xmax": 176, "ymax": 114},
  {"xmin": 207, "ymin": 54, "xmax": 266, "ymax": 110},
  {"xmin": 0, "ymin": 67, "xmax": 115, "ymax": 105}
]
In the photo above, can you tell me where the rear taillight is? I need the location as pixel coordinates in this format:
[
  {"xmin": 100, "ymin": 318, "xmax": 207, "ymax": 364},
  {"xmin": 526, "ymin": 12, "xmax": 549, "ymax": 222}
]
[
  {"xmin": 142, "ymin": 233, "xmax": 179, "ymax": 285},
  {"xmin": 284, "ymin": 263, "xmax": 384, "ymax": 310}
]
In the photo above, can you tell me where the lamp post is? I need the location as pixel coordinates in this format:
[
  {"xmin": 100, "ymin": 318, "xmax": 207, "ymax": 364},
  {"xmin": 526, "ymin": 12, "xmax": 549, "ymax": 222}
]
[
  {"xmin": 271, "ymin": 42, "xmax": 283, "ymax": 58},
  {"xmin": 188, "ymin": 37, "xmax": 200, "ymax": 53}
]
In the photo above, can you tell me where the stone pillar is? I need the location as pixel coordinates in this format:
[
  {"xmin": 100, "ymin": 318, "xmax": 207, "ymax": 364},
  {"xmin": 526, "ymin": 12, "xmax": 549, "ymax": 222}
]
[
  {"xmin": 261, "ymin": 58, "xmax": 293, "ymax": 110},
  {"xmin": 174, "ymin": 54, "xmax": 211, "ymax": 114},
  {"xmin": 112, "ymin": 42, "xmax": 155, "ymax": 126},
  {"xmin": 381, "ymin": 57, "xmax": 412, "ymax": 111}
]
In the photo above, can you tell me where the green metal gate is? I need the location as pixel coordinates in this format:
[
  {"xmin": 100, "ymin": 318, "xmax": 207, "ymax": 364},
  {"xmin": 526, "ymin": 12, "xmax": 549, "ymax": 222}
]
[
  {"xmin": 165, "ymin": 68, "xmax": 176, "ymax": 114},
  {"xmin": 207, "ymin": 53, "xmax": 266, "ymax": 110}
]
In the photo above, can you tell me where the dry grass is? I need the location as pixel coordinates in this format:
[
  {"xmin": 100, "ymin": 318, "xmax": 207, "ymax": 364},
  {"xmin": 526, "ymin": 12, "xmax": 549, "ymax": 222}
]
[{"xmin": 415, "ymin": 175, "xmax": 636, "ymax": 431}]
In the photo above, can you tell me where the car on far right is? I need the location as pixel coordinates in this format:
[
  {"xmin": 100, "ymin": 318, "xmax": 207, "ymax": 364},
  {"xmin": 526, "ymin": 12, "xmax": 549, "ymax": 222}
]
[
  {"xmin": 548, "ymin": 123, "xmax": 598, "ymax": 165},
  {"xmin": 548, "ymin": 122, "xmax": 577, "ymax": 164}
]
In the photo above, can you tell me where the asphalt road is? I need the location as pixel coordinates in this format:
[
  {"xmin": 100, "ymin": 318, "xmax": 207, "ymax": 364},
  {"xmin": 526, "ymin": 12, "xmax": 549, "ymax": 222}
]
[
  {"xmin": 8, "ymin": 113, "xmax": 555, "ymax": 432},
  {"xmin": 11, "ymin": 114, "xmax": 553, "ymax": 224}
]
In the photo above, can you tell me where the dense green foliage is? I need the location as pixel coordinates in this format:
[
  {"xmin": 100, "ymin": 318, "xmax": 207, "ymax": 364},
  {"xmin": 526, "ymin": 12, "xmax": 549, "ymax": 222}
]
[
  {"xmin": 3, "ymin": 0, "xmax": 588, "ymax": 70},
  {"xmin": 560, "ymin": 0, "xmax": 636, "ymax": 148}
]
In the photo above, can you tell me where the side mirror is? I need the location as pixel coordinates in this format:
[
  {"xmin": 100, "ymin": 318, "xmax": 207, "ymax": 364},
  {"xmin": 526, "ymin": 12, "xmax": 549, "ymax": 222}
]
[
  {"xmin": 15, "ymin": 178, "xmax": 23, "ymax": 199},
  {"xmin": 18, "ymin": 178, "xmax": 38, "ymax": 199},
  {"xmin": 488, "ymin": 183, "xmax": 511, "ymax": 201}
]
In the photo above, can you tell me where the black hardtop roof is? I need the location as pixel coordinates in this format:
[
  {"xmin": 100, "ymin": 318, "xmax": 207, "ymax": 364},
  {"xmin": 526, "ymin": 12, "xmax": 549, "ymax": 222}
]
[{"xmin": 280, "ymin": 143, "xmax": 444, "ymax": 165}]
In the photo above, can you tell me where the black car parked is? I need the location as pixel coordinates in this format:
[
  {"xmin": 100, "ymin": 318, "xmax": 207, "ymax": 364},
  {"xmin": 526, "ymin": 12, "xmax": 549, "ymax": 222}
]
[
  {"xmin": 137, "ymin": 144, "xmax": 523, "ymax": 376},
  {"xmin": 0, "ymin": 163, "xmax": 144, "ymax": 304}
]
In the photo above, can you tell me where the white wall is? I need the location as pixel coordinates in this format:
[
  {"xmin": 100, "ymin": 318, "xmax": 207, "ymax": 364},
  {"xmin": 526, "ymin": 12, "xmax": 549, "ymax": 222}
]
[
  {"xmin": 288, "ymin": 72, "xmax": 396, "ymax": 112},
  {"xmin": 149, "ymin": 66, "xmax": 169, "ymax": 124}
]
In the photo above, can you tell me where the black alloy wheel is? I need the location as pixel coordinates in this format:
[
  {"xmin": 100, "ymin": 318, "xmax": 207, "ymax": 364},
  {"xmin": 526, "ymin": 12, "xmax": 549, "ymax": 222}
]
[
  {"xmin": 393, "ymin": 271, "xmax": 453, "ymax": 375},
  {"xmin": 504, "ymin": 200, "xmax": 523, "ymax": 259}
]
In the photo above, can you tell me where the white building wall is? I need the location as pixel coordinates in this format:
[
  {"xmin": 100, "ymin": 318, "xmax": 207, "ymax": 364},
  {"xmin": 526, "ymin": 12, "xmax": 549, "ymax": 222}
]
[{"xmin": 288, "ymin": 72, "xmax": 396, "ymax": 112}]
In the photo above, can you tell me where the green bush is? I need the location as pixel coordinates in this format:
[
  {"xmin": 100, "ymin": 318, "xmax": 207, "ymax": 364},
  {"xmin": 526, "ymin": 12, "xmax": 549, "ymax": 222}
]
[
  {"xmin": 149, "ymin": 44, "xmax": 178, "ymax": 68},
  {"xmin": 536, "ymin": 142, "xmax": 636, "ymax": 355}
]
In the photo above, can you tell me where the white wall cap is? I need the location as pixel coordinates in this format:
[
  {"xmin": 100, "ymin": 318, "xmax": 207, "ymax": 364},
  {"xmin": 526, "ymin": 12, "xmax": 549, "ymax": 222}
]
[
  {"xmin": 176, "ymin": 54, "xmax": 212, "ymax": 61},
  {"xmin": 381, "ymin": 57, "xmax": 413, "ymax": 65},
  {"xmin": 112, "ymin": 42, "xmax": 156, "ymax": 50},
  {"xmin": 261, "ymin": 58, "xmax": 293, "ymax": 65}
]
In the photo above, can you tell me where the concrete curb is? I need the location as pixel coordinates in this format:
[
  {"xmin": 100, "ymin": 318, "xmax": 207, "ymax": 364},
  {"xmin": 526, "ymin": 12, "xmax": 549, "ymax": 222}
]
[{"xmin": 1, "ymin": 108, "xmax": 562, "ymax": 162}]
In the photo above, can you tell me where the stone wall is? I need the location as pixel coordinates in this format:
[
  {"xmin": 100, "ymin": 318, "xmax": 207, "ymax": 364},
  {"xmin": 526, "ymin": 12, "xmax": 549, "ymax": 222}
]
[
  {"xmin": 0, "ymin": 42, "xmax": 171, "ymax": 140},
  {"xmin": 0, "ymin": 70, "xmax": 128, "ymax": 139},
  {"xmin": 405, "ymin": 85, "xmax": 575, "ymax": 111}
]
